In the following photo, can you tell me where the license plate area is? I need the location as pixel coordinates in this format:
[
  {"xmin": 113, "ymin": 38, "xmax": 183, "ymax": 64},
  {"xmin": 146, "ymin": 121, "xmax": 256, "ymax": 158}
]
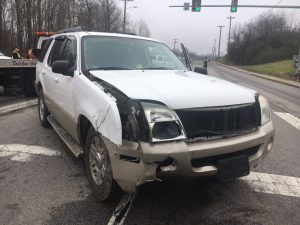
[{"xmin": 217, "ymin": 155, "xmax": 250, "ymax": 182}]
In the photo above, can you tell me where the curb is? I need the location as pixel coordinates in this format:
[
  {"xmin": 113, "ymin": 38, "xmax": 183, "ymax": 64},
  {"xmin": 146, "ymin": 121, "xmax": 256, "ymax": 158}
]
[
  {"xmin": 0, "ymin": 99, "xmax": 38, "ymax": 115},
  {"xmin": 216, "ymin": 62, "xmax": 300, "ymax": 89}
]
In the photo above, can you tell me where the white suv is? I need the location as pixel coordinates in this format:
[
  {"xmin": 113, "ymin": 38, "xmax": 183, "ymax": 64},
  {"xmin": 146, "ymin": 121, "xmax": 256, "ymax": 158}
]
[{"xmin": 35, "ymin": 32, "xmax": 274, "ymax": 201}]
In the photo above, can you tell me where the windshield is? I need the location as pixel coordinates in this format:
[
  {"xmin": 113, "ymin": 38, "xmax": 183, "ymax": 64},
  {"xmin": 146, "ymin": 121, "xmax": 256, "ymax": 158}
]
[{"xmin": 82, "ymin": 36, "xmax": 187, "ymax": 71}]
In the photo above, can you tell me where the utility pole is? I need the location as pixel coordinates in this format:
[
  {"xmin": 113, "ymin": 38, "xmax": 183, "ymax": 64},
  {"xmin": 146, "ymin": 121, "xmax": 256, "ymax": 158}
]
[
  {"xmin": 213, "ymin": 39, "xmax": 217, "ymax": 60},
  {"xmin": 123, "ymin": 0, "xmax": 128, "ymax": 33},
  {"xmin": 217, "ymin": 26, "xmax": 225, "ymax": 58},
  {"xmin": 227, "ymin": 16, "xmax": 235, "ymax": 51},
  {"xmin": 122, "ymin": 0, "xmax": 134, "ymax": 33},
  {"xmin": 173, "ymin": 39, "xmax": 178, "ymax": 53}
]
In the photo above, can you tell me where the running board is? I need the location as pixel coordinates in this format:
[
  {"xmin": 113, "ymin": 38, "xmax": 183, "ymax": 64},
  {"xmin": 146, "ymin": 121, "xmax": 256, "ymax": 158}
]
[{"xmin": 47, "ymin": 115, "xmax": 83, "ymax": 157}]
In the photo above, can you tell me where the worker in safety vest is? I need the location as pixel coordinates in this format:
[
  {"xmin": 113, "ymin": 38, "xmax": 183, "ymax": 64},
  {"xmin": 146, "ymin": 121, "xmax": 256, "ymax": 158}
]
[{"xmin": 12, "ymin": 48, "xmax": 22, "ymax": 59}]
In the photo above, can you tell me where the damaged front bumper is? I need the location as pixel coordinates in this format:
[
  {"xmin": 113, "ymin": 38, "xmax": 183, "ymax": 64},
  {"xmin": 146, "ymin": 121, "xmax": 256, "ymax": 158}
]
[{"xmin": 104, "ymin": 121, "xmax": 274, "ymax": 193}]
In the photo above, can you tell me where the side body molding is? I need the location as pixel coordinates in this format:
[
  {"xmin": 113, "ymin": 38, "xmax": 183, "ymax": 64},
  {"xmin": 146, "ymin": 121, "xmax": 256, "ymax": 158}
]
[{"xmin": 73, "ymin": 75, "xmax": 122, "ymax": 146}]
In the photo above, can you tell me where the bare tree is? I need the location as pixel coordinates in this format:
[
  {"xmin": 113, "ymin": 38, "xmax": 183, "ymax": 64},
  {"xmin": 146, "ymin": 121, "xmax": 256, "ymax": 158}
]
[
  {"xmin": 129, "ymin": 19, "xmax": 151, "ymax": 37},
  {"xmin": 0, "ymin": 0, "xmax": 143, "ymax": 55}
]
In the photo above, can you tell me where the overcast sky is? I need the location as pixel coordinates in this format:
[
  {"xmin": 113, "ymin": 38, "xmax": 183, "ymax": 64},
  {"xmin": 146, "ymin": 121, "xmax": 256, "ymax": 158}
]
[{"xmin": 117, "ymin": 0, "xmax": 300, "ymax": 55}]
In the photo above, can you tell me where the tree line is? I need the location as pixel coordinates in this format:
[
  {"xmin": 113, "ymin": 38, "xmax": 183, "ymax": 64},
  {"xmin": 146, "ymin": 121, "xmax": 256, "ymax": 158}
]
[
  {"xmin": 227, "ymin": 13, "xmax": 300, "ymax": 65},
  {"xmin": 0, "ymin": 0, "xmax": 151, "ymax": 56}
]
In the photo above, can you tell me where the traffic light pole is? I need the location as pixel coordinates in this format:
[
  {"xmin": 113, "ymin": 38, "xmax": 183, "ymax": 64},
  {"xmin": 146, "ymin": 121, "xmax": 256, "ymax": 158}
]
[{"xmin": 169, "ymin": 5, "xmax": 300, "ymax": 9}]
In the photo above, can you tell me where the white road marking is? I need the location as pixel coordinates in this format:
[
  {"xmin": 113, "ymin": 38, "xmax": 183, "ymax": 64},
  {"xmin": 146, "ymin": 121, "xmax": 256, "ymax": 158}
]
[
  {"xmin": 274, "ymin": 112, "xmax": 300, "ymax": 131},
  {"xmin": 241, "ymin": 172, "xmax": 300, "ymax": 198},
  {"xmin": 0, "ymin": 99, "xmax": 38, "ymax": 115},
  {"xmin": 10, "ymin": 153, "xmax": 32, "ymax": 162},
  {"xmin": 0, "ymin": 144, "xmax": 61, "ymax": 162}
]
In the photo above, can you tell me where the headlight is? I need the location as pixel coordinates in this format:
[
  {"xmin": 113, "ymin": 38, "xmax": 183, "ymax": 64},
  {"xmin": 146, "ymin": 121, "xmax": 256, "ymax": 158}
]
[
  {"xmin": 141, "ymin": 102, "xmax": 186, "ymax": 142},
  {"xmin": 258, "ymin": 95, "xmax": 270, "ymax": 126}
]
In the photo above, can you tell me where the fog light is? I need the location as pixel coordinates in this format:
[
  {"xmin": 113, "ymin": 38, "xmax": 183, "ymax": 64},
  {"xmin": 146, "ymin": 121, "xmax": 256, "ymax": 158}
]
[{"xmin": 267, "ymin": 138, "xmax": 273, "ymax": 151}]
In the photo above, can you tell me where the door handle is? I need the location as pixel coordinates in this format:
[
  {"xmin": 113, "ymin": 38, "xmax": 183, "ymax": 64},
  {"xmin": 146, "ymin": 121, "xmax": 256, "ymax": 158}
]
[{"xmin": 54, "ymin": 77, "xmax": 59, "ymax": 83}]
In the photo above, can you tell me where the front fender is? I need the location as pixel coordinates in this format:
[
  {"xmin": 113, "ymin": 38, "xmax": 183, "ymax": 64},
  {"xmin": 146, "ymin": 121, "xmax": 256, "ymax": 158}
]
[{"xmin": 73, "ymin": 75, "xmax": 122, "ymax": 146}]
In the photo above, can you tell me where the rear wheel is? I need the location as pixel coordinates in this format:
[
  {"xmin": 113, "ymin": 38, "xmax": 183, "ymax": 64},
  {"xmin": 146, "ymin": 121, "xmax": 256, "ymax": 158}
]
[
  {"xmin": 85, "ymin": 127, "xmax": 117, "ymax": 201},
  {"xmin": 38, "ymin": 89, "xmax": 50, "ymax": 127},
  {"xmin": 24, "ymin": 71, "xmax": 37, "ymax": 97}
]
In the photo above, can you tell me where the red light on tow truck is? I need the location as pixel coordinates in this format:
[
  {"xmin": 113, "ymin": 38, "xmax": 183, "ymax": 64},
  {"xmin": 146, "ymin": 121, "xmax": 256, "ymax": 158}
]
[{"xmin": 35, "ymin": 32, "xmax": 56, "ymax": 36}]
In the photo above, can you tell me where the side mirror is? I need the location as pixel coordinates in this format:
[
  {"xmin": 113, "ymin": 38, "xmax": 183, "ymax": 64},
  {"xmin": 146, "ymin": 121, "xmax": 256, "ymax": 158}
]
[
  {"xmin": 52, "ymin": 60, "xmax": 74, "ymax": 76},
  {"xmin": 194, "ymin": 67, "xmax": 208, "ymax": 75},
  {"xmin": 32, "ymin": 49, "xmax": 41, "ymax": 58}
]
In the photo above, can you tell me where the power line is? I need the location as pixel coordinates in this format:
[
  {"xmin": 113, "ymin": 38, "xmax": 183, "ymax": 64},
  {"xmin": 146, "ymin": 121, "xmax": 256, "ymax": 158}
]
[{"xmin": 259, "ymin": 0, "xmax": 283, "ymax": 20}]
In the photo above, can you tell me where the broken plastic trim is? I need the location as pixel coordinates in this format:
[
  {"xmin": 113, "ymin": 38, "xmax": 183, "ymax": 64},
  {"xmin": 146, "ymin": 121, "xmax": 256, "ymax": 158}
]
[
  {"xmin": 117, "ymin": 154, "xmax": 140, "ymax": 163},
  {"xmin": 87, "ymin": 74, "xmax": 150, "ymax": 142}
]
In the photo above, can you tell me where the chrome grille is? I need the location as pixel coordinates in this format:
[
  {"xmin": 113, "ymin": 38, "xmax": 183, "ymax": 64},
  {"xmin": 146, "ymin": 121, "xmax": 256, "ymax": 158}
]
[{"xmin": 176, "ymin": 103, "xmax": 259, "ymax": 141}]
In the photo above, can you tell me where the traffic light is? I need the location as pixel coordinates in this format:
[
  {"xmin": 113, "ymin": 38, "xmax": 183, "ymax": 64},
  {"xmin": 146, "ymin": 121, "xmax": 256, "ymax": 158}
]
[
  {"xmin": 192, "ymin": 0, "xmax": 201, "ymax": 12},
  {"xmin": 231, "ymin": 0, "xmax": 238, "ymax": 12}
]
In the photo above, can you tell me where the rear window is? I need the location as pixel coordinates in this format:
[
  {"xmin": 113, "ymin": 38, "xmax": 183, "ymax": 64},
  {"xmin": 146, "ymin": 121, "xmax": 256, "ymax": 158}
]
[
  {"xmin": 38, "ymin": 38, "xmax": 53, "ymax": 62},
  {"xmin": 47, "ymin": 39, "xmax": 65, "ymax": 66}
]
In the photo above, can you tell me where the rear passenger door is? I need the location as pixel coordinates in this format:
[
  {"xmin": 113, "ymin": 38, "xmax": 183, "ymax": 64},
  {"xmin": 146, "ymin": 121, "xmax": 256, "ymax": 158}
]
[
  {"xmin": 42, "ymin": 37, "xmax": 65, "ymax": 114},
  {"xmin": 51, "ymin": 36, "xmax": 77, "ymax": 137}
]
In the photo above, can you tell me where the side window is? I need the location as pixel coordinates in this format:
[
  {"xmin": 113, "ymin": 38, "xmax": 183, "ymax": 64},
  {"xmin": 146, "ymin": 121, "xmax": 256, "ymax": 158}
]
[
  {"xmin": 61, "ymin": 39, "xmax": 76, "ymax": 67},
  {"xmin": 47, "ymin": 39, "xmax": 65, "ymax": 66},
  {"xmin": 38, "ymin": 38, "xmax": 53, "ymax": 62}
]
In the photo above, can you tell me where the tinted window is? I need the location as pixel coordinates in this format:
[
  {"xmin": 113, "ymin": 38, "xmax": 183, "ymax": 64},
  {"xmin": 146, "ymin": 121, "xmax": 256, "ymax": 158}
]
[
  {"xmin": 61, "ymin": 39, "xmax": 76, "ymax": 67},
  {"xmin": 48, "ymin": 39, "xmax": 65, "ymax": 66},
  {"xmin": 38, "ymin": 38, "xmax": 53, "ymax": 62}
]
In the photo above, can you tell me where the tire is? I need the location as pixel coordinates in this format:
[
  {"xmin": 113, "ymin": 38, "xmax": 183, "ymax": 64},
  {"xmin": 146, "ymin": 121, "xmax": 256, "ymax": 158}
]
[
  {"xmin": 85, "ymin": 126, "xmax": 118, "ymax": 201},
  {"xmin": 38, "ymin": 89, "xmax": 50, "ymax": 128},
  {"xmin": 24, "ymin": 72, "xmax": 37, "ymax": 97}
]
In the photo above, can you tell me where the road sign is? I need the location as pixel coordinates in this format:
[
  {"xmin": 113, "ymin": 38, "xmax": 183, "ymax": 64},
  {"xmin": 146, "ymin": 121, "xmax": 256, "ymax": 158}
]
[
  {"xmin": 184, "ymin": 2, "xmax": 190, "ymax": 11},
  {"xmin": 231, "ymin": 0, "xmax": 238, "ymax": 12}
]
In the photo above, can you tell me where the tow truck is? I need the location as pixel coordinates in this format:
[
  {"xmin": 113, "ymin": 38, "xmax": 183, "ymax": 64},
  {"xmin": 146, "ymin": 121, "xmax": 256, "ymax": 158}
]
[{"xmin": 0, "ymin": 32, "xmax": 55, "ymax": 97}]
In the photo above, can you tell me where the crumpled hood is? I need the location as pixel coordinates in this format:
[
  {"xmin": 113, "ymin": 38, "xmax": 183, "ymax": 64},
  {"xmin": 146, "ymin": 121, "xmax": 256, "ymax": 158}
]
[{"xmin": 90, "ymin": 70, "xmax": 256, "ymax": 109}]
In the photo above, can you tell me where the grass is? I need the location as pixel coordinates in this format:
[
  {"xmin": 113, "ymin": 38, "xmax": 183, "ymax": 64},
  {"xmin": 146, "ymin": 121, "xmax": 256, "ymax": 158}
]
[{"xmin": 239, "ymin": 60, "xmax": 298, "ymax": 81}]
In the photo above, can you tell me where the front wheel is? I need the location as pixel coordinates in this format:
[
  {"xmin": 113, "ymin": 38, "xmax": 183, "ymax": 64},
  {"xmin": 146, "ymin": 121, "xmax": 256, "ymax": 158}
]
[
  {"xmin": 38, "ymin": 90, "xmax": 50, "ymax": 128},
  {"xmin": 85, "ymin": 127, "xmax": 117, "ymax": 201}
]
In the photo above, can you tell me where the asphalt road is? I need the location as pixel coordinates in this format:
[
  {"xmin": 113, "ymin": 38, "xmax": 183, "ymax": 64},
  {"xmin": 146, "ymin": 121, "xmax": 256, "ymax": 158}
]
[
  {"xmin": 123, "ymin": 63, "xmax": 300, "ymax": 225},
  {"xmin": 0, "ymin": 63, "xmax": 300, "ymax": 225}
]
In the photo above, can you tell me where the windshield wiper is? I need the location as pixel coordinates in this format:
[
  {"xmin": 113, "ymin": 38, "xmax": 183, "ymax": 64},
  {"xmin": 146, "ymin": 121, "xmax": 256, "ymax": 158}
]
[
  {"xmin": 88, "ymin": 66, "xmax": 131, "ymax": 71},
  {"xmin": 143, "ymin": 67, "xmax": 173, "ymax": 70}
]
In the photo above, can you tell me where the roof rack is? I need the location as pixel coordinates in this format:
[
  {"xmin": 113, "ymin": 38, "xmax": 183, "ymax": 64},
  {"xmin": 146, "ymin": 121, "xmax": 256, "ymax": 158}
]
[{"xmin": 57, "ymin": 26, "xmax": 83, "ymax": 34}]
